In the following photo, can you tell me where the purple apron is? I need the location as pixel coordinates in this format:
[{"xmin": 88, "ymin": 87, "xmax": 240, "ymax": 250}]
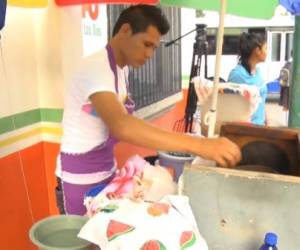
[{"xmin": 60, "ymin": 45, "xmax": 135, "ymax": 215}]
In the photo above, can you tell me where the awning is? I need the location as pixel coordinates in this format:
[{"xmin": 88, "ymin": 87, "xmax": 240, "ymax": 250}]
[{"xmin": 8, "ymin": 0, "xmax": 47, "ymax": 8}]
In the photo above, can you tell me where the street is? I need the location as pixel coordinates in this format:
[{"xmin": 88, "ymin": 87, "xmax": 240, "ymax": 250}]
[{"xmin": 266, "ymin": 101, "xmax": 289, "ymax": 127}]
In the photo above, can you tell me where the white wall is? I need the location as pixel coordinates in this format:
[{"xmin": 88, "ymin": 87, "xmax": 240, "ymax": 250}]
[
  {"xmin": 0, "ymin": 3, "xmax": 108, "ymax": 118},
  {"xmin": 36, "ymin": 2, "xmax": 64, "ymax": 109},
  {"xmin": 180, "ymin": 8, "xmax": 198, "ymax": 79},
  {"xmin": 0, "ymin": 7, "xmax": 41, "ymax": 116}
]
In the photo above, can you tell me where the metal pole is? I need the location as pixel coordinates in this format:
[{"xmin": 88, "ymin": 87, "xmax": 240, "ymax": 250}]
[
  {"xmin": 288, "ymin": 15, "xmax": 300, "ymax": 129},
  {"xmin": 207, "ymin": 0, "xmax": 226, "ymax": 137}
]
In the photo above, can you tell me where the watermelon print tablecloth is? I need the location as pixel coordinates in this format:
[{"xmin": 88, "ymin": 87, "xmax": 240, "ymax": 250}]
[{"xmin": 78, "ymin": 195, "xmax": 208, "ymax": 250}]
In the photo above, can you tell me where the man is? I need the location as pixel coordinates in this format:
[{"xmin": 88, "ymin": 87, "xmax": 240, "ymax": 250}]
[
  {"xmin": 279, "ymin": 52, "xmax": 293, "ymax": 111},
  {"xmin": 56, "ymin": 4, "xmax": 241, "ymax": 215}
]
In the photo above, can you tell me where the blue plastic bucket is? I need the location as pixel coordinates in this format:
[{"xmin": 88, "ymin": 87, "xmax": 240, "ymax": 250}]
[
  {"xmin": 29, "ymin": 215, "xmax": 91, "ymax": 250},
  {"xmin": 158, "ymin": 151, "xmax": 195, "ymax": 182}
]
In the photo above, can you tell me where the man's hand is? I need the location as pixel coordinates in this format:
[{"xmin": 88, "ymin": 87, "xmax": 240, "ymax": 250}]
[{"xmin": 195, "ymin": 137, "xmax": 241, "ymax": 168}]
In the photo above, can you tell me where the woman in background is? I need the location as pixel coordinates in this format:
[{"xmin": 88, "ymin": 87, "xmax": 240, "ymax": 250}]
[{"xmin": 228, "ymin": 32, "xmax": 268, "ymax": 125}]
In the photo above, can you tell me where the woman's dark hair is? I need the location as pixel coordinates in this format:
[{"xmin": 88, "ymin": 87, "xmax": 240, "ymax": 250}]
[
  {"xmin": 112, "ymin": 5, "xmax": 170, "ymax": 37},
  {"xmin": 238, "ymin": 32, "xmax": 266, "ymax": 74}
]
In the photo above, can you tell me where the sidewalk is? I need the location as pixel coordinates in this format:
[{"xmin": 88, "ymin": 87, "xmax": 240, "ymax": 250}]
[{"xmin": 266, "ymin": 102, "xmax": 289, "ymax": 127}]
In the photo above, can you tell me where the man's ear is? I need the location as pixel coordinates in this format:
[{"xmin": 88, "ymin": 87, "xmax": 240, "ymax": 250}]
[
  {"xmin": 119, "ymin": 23, "xmax": 132, "ymax": 37},
  {"xmin": 255, "ymin": 46, "xmax": 262, "ymax": 55}
]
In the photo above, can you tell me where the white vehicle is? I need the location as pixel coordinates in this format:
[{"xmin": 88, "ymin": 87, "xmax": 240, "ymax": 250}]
[{"xmin": 181, "ymin": 10, "xmax": 294, "ymax": 85}]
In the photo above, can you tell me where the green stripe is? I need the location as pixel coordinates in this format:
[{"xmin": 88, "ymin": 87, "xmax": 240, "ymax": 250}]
[
  {"xmin": 0, "ymin": 108, "xmax": 63, "ymax": 134},
  {"xmin": 14, "ymin": 109, "xmax": 41, "ymax": 129},
  {"xmin": 0, "ymin": 117, "xmax": 15, "ymax": 134},
  {"xmin": 40, "ymin": 108, "xmax": 63, "ymax": 123}
]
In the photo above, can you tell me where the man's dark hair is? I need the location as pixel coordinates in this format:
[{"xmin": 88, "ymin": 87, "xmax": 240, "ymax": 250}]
[
  {"xmin": 238, "ymin": 32, "xmax": 266, "ymax": 74},
  {"xmin": 112, "ymin": 5, "xmax": 170, "ymax": 36}
]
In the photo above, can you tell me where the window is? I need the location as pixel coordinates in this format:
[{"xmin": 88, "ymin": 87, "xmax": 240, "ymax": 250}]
[
  {"xmin": 207, "ymin": 35, "xmax": 239, "ymax": 55},
  {"xmin": 271, "ymin": 33, "xmax": 281, "ymax": 61},
  {"xmin": 223, "ymin": 35, "xmax": 239, "ymax": 55},
  {"xmin": 285, "ymin": 32, "xmax": 294, "ymax": 61},
  {"xmin": 248, "ymin": 28, "xmax": 266, "ymax": 37},
  {"xmin": 207, "ymin": 35, "xmax": 216, "ymax": 55}
]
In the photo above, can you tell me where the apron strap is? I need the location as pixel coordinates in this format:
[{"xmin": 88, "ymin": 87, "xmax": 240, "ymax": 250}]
[{"xmin": 106, "ymin": 44, "xmax": 119, "ymax": 94}]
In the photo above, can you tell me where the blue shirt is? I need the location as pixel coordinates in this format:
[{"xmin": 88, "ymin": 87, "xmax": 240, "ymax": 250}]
[{"xmin": 228, "ymin": 64, "xmax": 267, "ymax": 125}]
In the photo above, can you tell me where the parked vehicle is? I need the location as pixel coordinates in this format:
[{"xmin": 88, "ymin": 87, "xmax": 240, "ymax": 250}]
[{"xmin": 181, "ymin": 10, "xmax": 294, "ymax": 101}]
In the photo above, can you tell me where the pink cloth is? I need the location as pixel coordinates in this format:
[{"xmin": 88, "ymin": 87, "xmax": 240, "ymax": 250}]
[
  {"xmin": 100, "ymin": 155, "xmax": 148, "ymax": 196},
  {"xmin": 84, "ymin": 155, "xmax": 176, "ymax": 217}
]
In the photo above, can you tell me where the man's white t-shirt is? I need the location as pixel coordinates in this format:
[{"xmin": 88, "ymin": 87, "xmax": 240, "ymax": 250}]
[{"xmin": 60, "ymin": 48, "xmax": 128, "ymax": 154}]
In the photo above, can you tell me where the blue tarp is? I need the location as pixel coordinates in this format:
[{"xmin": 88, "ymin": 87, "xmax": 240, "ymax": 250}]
[
  {"xmin": 0, "ymin": 0, "xmax": 7, "ymax": 30},
  {"xmin": 280, "ymin": 0, "xmax": 300, "ymax": 15}
]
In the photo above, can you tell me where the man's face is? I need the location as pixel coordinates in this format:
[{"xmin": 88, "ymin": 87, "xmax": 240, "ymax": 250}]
[{"xmin": 122, "ymin": 25, "xmax": 161, "ymax": 68}]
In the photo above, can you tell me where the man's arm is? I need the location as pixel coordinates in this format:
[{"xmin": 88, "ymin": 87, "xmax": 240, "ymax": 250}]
[{"xmin": 90, "ymin": 91, "xmax": 241, "ymax": 167}]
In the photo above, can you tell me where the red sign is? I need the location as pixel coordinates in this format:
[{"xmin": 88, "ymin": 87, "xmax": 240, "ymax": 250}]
[
  {"xmin": 56, "ymin": 0, "xmax": 157, "ymax": 6},
  {"xmin": 82, "ymin": 4, "xmax": 99, "ymax": 20}
]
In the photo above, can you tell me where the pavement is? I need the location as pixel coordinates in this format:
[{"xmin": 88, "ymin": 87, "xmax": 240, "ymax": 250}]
[{"xmin": 266, "ymin": 101, "xmax": 289, "ymax": 127}]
